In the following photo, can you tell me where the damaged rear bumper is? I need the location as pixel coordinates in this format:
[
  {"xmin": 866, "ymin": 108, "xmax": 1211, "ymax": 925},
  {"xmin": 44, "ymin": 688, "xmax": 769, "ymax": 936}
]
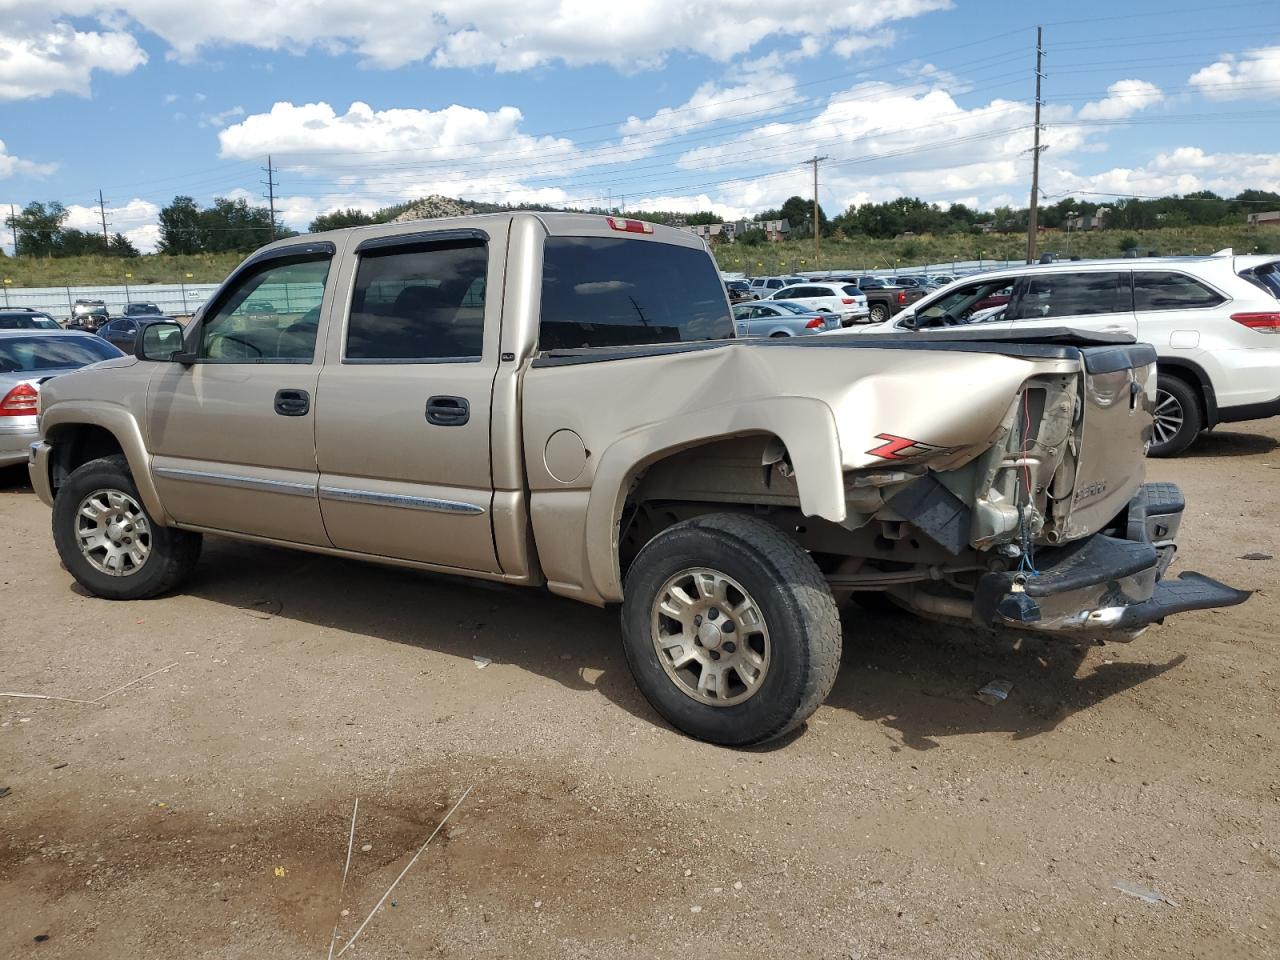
[{"xmin": 972, "ymin": 482, "xmax": 1250, "ymax": 640}]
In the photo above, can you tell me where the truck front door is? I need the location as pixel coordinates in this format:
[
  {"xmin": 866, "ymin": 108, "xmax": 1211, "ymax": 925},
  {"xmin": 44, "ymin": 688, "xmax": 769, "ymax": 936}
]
[
  {"xmin": 147, "ymin": 243, "xmax": 336, "ymax": 545},
  {"xmin": 314, "ymin": 226, "xmax": 504, "ymax": 573}
]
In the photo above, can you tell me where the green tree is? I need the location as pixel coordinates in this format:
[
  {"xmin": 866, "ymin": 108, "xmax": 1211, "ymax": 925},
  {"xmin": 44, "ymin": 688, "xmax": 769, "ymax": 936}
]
[
  {"xmin": 6, "ymin": 201, "xmax": 68, "ymax": 257},
  {"xmin": 109, "ymin": 232, "xmax": 140, "ymax": 257},
  {"xmin": 779, "ymin": 195, "xmax": 827, "ymax": 236},
  {"xmin": 309, "ymin": 208, "xmax": 378, "ymax": 232},
  {"xmin": 158, "ymin": 196, "xmax": 204, "ymax": 254},
  {"xmin": 58, "ymin": 228, "xmax": 108, "ymax": 256}
]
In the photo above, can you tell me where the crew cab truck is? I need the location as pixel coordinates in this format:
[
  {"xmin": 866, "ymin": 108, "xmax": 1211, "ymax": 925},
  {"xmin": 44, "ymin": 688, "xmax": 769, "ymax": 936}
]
[{"xmin": 30, "ymin": 213, "xmax": 1249, "ymax": 746}]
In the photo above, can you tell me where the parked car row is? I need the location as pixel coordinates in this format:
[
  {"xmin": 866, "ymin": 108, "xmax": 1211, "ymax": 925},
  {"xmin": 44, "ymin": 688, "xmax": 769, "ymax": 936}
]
[{"xmin": 837, "ymin": 252, "xmax": 1280, "ymax": 457}]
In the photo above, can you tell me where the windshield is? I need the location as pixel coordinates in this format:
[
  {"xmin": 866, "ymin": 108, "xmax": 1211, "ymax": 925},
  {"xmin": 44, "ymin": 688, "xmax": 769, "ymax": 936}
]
[
  {"xmin": 0, "ymin": 335, "xmax": 123, "ymax": 372},
  {"xmin": 128, "ymin": 303, "xmax": 161, "ymax": 314}
]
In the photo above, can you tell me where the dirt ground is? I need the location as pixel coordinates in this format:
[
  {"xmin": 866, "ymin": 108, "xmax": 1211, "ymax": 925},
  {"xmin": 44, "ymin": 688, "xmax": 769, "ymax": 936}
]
[{"xmin": 2, "ymin": 424, "xmax": 1277, "ymax": 960}]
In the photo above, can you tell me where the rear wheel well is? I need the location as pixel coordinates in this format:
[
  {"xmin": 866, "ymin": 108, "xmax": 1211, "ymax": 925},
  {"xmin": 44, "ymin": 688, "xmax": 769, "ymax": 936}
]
[
  {"xmin": 1156, "ymin": 362, "xmax": 1214, "ymax": 427},
  {"xmin": 45, "ymin": 424, "xmax": 125, "ymax": 492}
]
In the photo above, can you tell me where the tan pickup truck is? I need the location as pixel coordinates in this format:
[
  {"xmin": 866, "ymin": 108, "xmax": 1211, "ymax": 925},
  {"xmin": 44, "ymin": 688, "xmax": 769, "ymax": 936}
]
[{"xmin": 30, "ymin": 213, "xmax": 1248, "ymax": 745}]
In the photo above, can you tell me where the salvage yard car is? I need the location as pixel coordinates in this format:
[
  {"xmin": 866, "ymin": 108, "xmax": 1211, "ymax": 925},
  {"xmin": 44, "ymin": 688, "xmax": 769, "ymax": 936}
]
[{"xmin": 29, "ymin": 213, "xmax": 1249, "ymax": 746}]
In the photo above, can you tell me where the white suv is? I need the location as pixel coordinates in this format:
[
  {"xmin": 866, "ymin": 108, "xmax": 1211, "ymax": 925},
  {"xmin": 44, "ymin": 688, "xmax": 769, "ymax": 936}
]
[
  {"xmin": 748, "ymin": 276, "xmax": 806, "ymax": 299},
  {"xmin": 769, "ymin": 282, "xmax": 871, "ymax": 325},
  {"xmin": 860, "ymin": 253, "xmax": 1280, "ymax": 456}
]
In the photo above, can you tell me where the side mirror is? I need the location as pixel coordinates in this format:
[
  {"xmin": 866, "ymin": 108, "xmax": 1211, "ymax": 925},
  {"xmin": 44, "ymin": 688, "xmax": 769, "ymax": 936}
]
[
  {"xmin": 899, "ymin": 315, "xmax": 918, "ymax": 331},
  {"xmin": 136, "ymin": 321, "xmax": 194, "ymax": 363}
]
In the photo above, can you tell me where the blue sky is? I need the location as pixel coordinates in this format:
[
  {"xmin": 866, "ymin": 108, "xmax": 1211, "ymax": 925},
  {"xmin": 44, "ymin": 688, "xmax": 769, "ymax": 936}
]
[{"xmin": 1, "ymin": 0, "xmax": 1278, "ymax": 252}]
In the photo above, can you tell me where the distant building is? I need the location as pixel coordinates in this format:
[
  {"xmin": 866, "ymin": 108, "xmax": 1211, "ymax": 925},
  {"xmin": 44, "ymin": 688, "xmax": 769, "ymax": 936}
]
[
  {"xmin": 1066, "ymin": 207, "xmax": 1110, "ymax": 231},
  {"xmin": 1247, "ymin": 210, "xmax": 1280, "ymax": 227},
  {"xmin": 678, "ymin": 218, "xmax": 792, "ymax": 242},
  {"xmin": 976, "ymin": 221, "xmax": 996, "ymax": 234}
]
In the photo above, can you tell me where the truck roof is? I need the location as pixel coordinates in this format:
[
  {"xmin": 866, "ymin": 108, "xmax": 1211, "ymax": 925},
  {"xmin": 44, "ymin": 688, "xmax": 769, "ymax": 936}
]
[{"xmin": 283, "ymin": 211, "xmax": 708, "ymax": 254}]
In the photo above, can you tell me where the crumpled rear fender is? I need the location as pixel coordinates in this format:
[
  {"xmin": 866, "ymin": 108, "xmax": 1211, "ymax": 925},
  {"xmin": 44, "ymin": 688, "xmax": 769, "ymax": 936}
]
[{"xmin": 582, "ymin": 396, "xmax": 845, "ymax": 604}]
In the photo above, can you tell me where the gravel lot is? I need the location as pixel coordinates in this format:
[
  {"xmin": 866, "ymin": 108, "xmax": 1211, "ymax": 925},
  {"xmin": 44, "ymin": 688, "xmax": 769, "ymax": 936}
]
[{"xmin": 2, "ymin": 423, "xmax": 1277, "ymax": 960}]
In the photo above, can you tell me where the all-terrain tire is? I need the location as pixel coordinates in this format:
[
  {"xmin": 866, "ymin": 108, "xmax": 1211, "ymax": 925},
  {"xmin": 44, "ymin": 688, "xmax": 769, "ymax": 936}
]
[
  {"xmin": 1147, "ymin": 375, "xmax": 1202, "ymax": 458},
  {"xmin": 52, "ymin": 455, "xmax": 202, "ymax": 600},
  {"xmin": 621, "ymin": 513, "xmax": 842, "ymax": 746}
]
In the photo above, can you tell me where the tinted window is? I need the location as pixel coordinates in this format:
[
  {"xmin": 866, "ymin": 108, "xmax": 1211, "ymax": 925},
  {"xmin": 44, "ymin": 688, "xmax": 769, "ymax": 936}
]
[
  {"xmin": 0, "ymin": 335, "xmax": 122, "ymax": 372},
  {"xmin": 347, "ymin": 240, "xmax": 487, "ymax": 361},
  {"xmin": 1133, "ymin": 272, "xmax": 1224, "ymax": 310},
  {"xmin": 841, "ymin": 285, "xmax": 861, "ymax": 296},
  {"xmin": 539, "ymin": 237, "xmax": 731, "ymax": 350},
  {"xmin": 200, "ymin": 255, "xmax": 330, "ymax": 362},
  {"xmin": 1243, "ymin": 263, "xmax": 1280, "ymax": 298},
  {"xmin": 1009, "ymin": 272, "xmax": 1128, "ymax": 320}
]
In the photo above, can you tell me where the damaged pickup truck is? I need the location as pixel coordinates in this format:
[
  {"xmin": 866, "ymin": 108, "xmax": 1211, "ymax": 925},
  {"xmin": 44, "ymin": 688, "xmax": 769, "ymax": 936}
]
[{"xmin": 30, "ymin": 213, "xmax": 1249, "ymax": 745}]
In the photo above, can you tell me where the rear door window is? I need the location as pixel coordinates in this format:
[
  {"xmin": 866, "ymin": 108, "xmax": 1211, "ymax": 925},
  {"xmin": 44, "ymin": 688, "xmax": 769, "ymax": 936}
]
[
  {"xmin": 1008, "ymin": 272, "xmax": 1129, "ymax": 320},
  {"xmin": 1133, "ymin": 271, "xmax": 1225, "ymax": 310},
  {"xmin": 539, "ymin": 237, "xmax": 732, "ymax": 350},
  {"xmin": 346, "ymin": 238, "xmax": 487, "ymax": 362}
]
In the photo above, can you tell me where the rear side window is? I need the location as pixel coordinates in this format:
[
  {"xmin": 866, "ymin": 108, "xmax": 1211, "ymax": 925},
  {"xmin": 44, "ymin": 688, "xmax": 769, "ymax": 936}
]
[
  {"xmin": 347, "ymin": 239, "xmax": 487, "ymax": 362},
  {"xmin": 1009, "ymin": 272, "xmax": 1128, "ymax": 320},
  {"xmin": 539, "ymin": 237, "xmax": 732, "ymax": 350},
  {"xmin": 1242, "ymin": 262, "xmax": 1280, "ymax": 298},
  {"xmin": 841, "ymin": 285, "xmax": 861, "ymax": 296},
  {"xmin": 0, "ymin": 335, "xmax": 122, "ymax": 372},
  {"xmin": 1133, "ymin": 272, "xmax": 1224, "ymax": 310}
]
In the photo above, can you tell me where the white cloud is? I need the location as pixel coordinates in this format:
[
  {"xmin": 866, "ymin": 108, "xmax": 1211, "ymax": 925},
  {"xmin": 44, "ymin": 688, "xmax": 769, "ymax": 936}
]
[
  {"xmin": 0, "ymin": 139, "xmax": 56, "ymax": 179},
  {"xmin": 199, "ymin": 105, "xmax": 246, "ymax": 128},
  {"xmin": 1049, "ymin": 146, "xmax": 1280, "ymax": 200},
  {"xmin": 620, "ymin": 73, "xmax": 802, "ymax": 143},
  {"xmin": 0, "ymin": 22, "xmax": 146, "ymax": 100},
  {"xmin": 11, "ymin": 1, "xmax": 949, "ymax": 76},
  {"xmin": 1077, "ymin": 79, "xmax": 1164, "ymax": 120},
  {"xmin": 833, "ymin": 30, "xmax": 897, "ymax": 58},
  {"xmin": 57, "ymin": 198, "xmax": 161, "ymax": 252},
  {"xmin": 1189, "ymin": 46, "xmax": 1280, "ymax": 100}
]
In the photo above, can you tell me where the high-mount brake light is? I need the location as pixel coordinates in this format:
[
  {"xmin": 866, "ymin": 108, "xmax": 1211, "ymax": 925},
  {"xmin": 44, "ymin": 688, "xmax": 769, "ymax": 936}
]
[{"xmin": 605, "ymin": 217, "xmax": 654, "ymax": 235}]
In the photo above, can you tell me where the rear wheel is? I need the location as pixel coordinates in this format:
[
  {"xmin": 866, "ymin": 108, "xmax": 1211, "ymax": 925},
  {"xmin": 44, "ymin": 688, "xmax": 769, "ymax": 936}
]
[
  {"xmin": 869, "ymin": 303, "xmax": 890, "ymax": 323},
  {"xmin": 52, "ymin": 455, "xmax": 202, "ymax": 600},
  {"xmin": 769, "ymin": 331, "xmax": 790, "ymax": 338},
  {"xmin": 621, "ymin": 514, "xmax": 842, "ymax": 746},
  {"xmin": 1148, "ymin": 375, "xmax": 1202, "ymax": 458}
]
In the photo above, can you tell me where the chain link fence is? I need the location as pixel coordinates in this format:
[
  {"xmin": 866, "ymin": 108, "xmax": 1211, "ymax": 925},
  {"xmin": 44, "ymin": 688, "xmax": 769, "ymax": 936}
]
[{"xmin": 0, "ymin": 282, "xmax": 221, "ymax": 320}]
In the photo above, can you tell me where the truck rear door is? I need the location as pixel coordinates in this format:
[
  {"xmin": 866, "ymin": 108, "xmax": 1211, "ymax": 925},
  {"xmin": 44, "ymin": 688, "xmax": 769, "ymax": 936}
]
[{"xmin": 313, "ymin": 223, "xmax": 507, "ymax": 573}]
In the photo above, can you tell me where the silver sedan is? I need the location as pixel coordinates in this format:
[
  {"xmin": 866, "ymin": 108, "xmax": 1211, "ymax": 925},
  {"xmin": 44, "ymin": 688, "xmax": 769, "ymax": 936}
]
[
  {"xmin": 0, "ymin": 330, "xmax": 124, "ymax": 467},
  {"xmin": 732, "ymin": 300, "xmax": 840, "ymax": 338}
]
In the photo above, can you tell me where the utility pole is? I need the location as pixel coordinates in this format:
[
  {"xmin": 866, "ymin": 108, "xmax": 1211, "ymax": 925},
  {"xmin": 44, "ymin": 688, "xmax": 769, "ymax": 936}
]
[
  {"xmin": 8, "ymin": 204, "xmax": 17, "ymax": 257},
  {"xmin": 261, "ymin": 155, "xmax": 278, "ymax": 241},
  {"xmin": 803, "ymin": 154, "xmax": 830, "ymax": 265},
  {"xmin": 97, "ymin": 189, "xmax": 111, "ymax": 250},
  {"xmin": 1026, "ymin": 26, "xmax": 1045, "ymax": 264}
]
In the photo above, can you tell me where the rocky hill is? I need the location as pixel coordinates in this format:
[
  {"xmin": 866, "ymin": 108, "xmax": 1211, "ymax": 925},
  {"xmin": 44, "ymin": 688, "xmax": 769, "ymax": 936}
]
[{"xmin": 391, "ymin": 195, "xmax": 481, "ymax": 222}]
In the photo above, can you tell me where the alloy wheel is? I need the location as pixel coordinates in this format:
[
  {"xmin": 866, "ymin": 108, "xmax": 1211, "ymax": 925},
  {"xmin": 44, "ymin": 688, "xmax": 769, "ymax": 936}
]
[
  {"xmin": 1152, "ymin": 388, "xmax": 1185, "ymax": 447},
  {"xmin": 76, "ymin": 488, "xmax": 152, "ymax": 577},
  {"xmin": 650, "ymin": 567, "xmax": 771, "ymax": 706}
]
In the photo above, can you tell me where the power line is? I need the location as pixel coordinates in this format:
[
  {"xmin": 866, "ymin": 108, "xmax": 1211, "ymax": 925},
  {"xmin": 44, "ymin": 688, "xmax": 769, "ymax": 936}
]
[
  {"xmin": 97, "ymin": 189, "xmax": 111, "ymax": 248},
  {"xmin": 1026, "ymin": 25, "xmax": 1045, "ymax": 264},
  {"xmin": 262, "ymin": 155, "xmax": 279, "ymax": 241}
]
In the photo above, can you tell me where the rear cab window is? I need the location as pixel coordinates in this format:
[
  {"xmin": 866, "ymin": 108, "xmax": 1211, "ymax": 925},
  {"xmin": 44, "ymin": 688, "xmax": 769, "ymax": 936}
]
[{"xmin": 539, "ymin": 237, "xmax": 732, "ymax": 350}]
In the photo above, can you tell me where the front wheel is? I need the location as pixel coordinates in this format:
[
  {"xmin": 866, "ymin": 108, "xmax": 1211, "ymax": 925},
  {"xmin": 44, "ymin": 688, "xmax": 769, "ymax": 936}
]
[
  {"xmin": 52, "ymin": 455, "xmax": 202, "ymax": 600},
  {"xmin": 1147, "ymin": 375, "xmax": 1202, "ymax": 458},
  {"xmin": 621, "ymin": 514, "xmax": 842, "ymax": 746}
]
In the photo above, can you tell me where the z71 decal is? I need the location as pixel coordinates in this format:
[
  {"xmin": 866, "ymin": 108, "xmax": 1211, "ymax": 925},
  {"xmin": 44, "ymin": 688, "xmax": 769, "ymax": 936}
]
[{"xmin": 865, "ymin": 433, "xmax": 962, "ymax": 461}]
